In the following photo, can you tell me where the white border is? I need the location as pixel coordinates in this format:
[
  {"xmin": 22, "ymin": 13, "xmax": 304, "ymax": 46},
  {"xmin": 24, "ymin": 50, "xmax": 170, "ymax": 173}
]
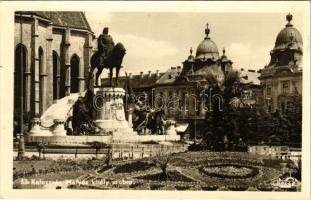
[{"xmin": 0, "ymin": 1, "xmax": 310, "ymax": 199}]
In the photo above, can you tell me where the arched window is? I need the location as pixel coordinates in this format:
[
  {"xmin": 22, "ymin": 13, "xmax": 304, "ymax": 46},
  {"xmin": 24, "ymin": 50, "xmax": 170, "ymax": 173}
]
[
  {"xmin": 70, "ymin": 54, "xmax": 80, "ymax": 93},
  {"xmin": 36, "ymin": 47, "xmax": 44, "ymax": 115},
  {"xmin": 14, "ymin": 44, "xmax": 27, "ymax": 121},
  {"xmin": 52, "ymin": 51, "xmax": 60, "ymax": 100}
]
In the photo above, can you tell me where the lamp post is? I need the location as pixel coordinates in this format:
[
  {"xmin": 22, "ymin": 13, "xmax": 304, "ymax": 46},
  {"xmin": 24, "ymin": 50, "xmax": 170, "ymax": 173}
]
[{"xmin": 17, "ymin": 13, "xmax": 25, "ymax": 159}]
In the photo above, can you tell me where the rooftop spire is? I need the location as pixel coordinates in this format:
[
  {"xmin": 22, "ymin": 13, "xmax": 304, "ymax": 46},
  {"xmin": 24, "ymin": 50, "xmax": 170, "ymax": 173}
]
[
  {"xmin": 187, "ymin": 47, "xmax": 195, "ymax": 62},
  {"xmin": 222, "ymin": 47, "xmax": 226, "ymax": 55},
  {"xmin": 286, "ymin": 13, "xmax": 293, "ymax": 27},
  {"xmin": 205, "ymin": 22, "xmax": 210, "ymax": 39}
]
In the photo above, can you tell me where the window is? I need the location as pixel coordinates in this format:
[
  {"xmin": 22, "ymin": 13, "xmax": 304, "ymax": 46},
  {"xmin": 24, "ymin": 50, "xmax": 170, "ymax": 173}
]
[
  {"xmin": 268, "ymin": 105, "xmax": 272, "ymax": 112},
  {"xmin": 282, "ymin": 82, "xmax": 289, "ymax": 95},
  {"xmin": 267, "ymin": 85, "xmax": 271, "ymax": 95},
  {"xmin": 281, "ymin": 102, "xmax": 286, "ymax": 111},
  {"xmin": 168, "ymin": 91, "xmax": 173, "ymax": 100}
]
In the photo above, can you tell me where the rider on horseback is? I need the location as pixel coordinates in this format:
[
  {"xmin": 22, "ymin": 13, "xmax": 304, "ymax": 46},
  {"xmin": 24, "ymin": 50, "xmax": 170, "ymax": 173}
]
[{"xmin": 98, "ymin": 27, "xmax": 115, "ymax": 66}]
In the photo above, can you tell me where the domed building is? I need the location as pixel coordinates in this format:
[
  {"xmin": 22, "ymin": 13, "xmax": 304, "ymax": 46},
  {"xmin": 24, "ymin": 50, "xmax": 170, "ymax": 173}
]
[
  {"xmin": 179, "ymin": 23, "xmax": 233, "ymax": 87},
  {"xmin": 259, "ymin": 13, "xmax": 303, "ymax": 112},
  {"xmin": 154, "ymin": 23, "xmax": 235, "ymax": 137}
]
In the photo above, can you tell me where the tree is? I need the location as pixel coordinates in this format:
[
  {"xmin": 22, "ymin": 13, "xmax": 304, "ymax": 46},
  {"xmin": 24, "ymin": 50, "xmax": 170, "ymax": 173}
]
[
  {"xmin": 284, "ymin": 88, "xmax": 302, "ymax": 144},
  {"xmin": 202, "ymin": 70, "xmax": 253, "ymax": 149},
  {"xmin": 152, "ymin": 150, "xmax": 174, "ymax": 181}
]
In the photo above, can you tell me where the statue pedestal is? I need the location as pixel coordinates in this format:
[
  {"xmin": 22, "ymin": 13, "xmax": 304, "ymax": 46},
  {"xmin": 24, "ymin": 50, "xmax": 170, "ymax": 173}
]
[{"xmin": 94, "ymin": 87, "xmax": 136, "ymax": 136}]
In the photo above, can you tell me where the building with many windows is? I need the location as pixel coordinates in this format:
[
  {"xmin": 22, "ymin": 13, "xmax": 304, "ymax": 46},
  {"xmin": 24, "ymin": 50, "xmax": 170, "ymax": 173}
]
[
  {"xmin": 14, "ymin": 11, "xmax": 94, "ymax": 120},
  {"xmin": 259, "ymin": 13, "xmax": 303, "ymax": 112}
]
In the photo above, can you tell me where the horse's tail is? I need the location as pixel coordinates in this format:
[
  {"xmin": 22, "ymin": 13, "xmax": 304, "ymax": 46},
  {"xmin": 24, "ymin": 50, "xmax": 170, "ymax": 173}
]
[{"xmin": 90, "ymin": 51, "xmax": 97, "ymax": 71}]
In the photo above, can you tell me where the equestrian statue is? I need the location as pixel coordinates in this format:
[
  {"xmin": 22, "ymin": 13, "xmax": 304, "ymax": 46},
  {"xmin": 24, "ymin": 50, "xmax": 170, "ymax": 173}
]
[{"xmin": 89, "ymin": 27, "xmax": 126, "ymax": 87}]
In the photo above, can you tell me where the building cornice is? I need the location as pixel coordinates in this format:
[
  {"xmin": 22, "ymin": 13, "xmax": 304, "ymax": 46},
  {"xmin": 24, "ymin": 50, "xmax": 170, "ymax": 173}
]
[{"xmin": 259, "ymin": 71, "xmax": 302, "ymax": 80}]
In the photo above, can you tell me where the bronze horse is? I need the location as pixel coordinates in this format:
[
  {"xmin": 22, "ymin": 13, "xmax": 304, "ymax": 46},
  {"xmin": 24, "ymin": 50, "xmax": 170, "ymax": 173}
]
[{"xmin": 89, "ymin": 43, "xmax": 126, "ymax": 87}]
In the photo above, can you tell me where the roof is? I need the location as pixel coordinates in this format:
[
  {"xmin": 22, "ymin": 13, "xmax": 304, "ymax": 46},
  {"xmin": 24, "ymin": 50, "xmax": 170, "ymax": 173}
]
[
  {"xmin": 16, "ymin": 11, "xmax": 93, "ymax": 32},
  {"xmin": 274, "ymin": 13, "xmax": 302, "ymax": 51},
  {"xmin": 101, "ymin": 72, "xmax": 164, "ymax": 90},
  {"xmin": 196, "ymin": 38, "xmax": 220, "ymax": 61},
  {"xmin": 155, "ymin": 67, "xmax": 183, "ymax": 85},
  {"xmin": 195, "ymin": 23, "xmax": 220, "ymax": 61}
]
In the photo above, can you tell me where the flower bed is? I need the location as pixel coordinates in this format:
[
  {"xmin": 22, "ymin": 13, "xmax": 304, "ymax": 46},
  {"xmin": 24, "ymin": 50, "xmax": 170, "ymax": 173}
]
[
  {"xmin": 200, "ymin": 164, "xmax": 259, "ymax": 179},
  {"xmin": 135, "ymin": 170, "xmax": 195, "ymax": 182},
  {"xmin": 113, "ymin": 161, "xmax": 156, "ymax": 174}
]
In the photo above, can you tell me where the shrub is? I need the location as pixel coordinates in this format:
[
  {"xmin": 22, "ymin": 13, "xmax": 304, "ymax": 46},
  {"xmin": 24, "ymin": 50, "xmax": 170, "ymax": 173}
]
[
  {"xmin": 257, "ymin": 184, "xmax": 273, "ymax": 191},
  {"xmin": 228, "ymin": 185, "xmax": 248, "ymax": 191},
  {"xmin": 150, "ymin": 184, "xmax": 163, "ymax": 190},
  {"xmin": 201, "ymin": 185, "xmax": 219, "ymax": 191},
  {"xmin": 175, "ymin": 185, "xmax": 191, "ymax": 190}
]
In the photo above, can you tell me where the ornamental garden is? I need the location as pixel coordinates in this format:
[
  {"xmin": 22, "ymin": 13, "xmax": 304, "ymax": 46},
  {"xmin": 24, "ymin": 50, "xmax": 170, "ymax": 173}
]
[{"xmin": 14, "ymin": 151, "xmax": 297, "ymax": 191}]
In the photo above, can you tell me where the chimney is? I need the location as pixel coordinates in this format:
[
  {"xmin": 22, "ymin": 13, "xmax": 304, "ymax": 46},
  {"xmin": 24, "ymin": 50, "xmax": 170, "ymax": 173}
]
[
  {"xmin": 156, "ymin": 70, "xmax": 160, "ymax": 78},
  {"xmin": 129, "ymin": 73, "xmax": 132, "ymax": 79},
  {"xmin": 140, "ymin": 72, "xmax": 143, "ymax": 78},
  {"xmin": 148, "ymin": 70, "xmax": 152, "ymax": 78}
]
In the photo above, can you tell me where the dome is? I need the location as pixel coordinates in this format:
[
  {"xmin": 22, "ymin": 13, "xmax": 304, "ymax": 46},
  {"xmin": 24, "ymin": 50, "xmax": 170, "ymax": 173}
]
[
  {"xmin": 195, "ymin": 23, "xmax": 220, "ymax": 60},
  {"xmin": 274, "ymin": 13, "xmax": 303, "ymax": 50}
]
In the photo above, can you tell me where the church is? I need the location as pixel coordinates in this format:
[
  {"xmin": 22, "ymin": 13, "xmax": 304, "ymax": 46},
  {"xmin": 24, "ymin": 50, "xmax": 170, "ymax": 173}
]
[{"xmin": 14, "ymin": 11, "xmax": 95, "ymax": 120}]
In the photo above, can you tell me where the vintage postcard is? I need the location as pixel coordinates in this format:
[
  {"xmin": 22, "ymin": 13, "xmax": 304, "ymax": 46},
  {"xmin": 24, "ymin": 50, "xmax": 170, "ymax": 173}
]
[{"xmin": 0, "ymin": 1, "xmax": 310, "ymax": 199}]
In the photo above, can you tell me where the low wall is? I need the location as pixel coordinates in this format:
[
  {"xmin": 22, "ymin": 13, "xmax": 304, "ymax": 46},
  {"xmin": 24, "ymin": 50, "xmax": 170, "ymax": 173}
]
[
  {"xmin": 26, "ymin": 135, "xmax": 113, "ymax": 144},
  {"xmin": 25, "ymin": 134, "xmax": 180, "ymax": 144},
  {"xmin": 14, "ymin": 143, "xmax": 188, "ymax": 160}
]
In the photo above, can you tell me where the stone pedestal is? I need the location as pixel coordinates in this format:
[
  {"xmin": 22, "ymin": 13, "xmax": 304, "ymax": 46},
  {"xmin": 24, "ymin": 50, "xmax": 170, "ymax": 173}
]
[
  {"xmin": 29, "ymin": 118, "xmax": 53, "ymax": 136},
  {"xmin": 52, "ymin": 119, "xmax": 66, "ymax": 136},
  {"xmin": 94, "ymin": 87, "xmax": 136, "ymax": 136}
]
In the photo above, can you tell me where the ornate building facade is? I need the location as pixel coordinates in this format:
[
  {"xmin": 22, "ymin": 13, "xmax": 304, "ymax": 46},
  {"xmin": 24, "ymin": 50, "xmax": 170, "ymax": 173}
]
[
  {"xmin": 14, "ymin": 12, "xmax": 94, "ymax": 118},
  {"xmin": 259, "ymin": 13, "xmax": 303, "ymax": 112}
]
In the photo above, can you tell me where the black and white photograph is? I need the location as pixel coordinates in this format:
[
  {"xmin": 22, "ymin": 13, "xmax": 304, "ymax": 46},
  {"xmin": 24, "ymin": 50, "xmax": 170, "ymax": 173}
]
[{"xmin": 0, "ymin": 1, "xmax": 310, "ymax": 199}]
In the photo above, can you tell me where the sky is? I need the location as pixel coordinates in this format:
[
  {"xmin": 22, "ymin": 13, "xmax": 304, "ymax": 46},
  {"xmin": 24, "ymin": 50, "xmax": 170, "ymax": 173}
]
[{"xmin": 85, "ymin": 12, "xmax": 304, "ymax": 76}]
